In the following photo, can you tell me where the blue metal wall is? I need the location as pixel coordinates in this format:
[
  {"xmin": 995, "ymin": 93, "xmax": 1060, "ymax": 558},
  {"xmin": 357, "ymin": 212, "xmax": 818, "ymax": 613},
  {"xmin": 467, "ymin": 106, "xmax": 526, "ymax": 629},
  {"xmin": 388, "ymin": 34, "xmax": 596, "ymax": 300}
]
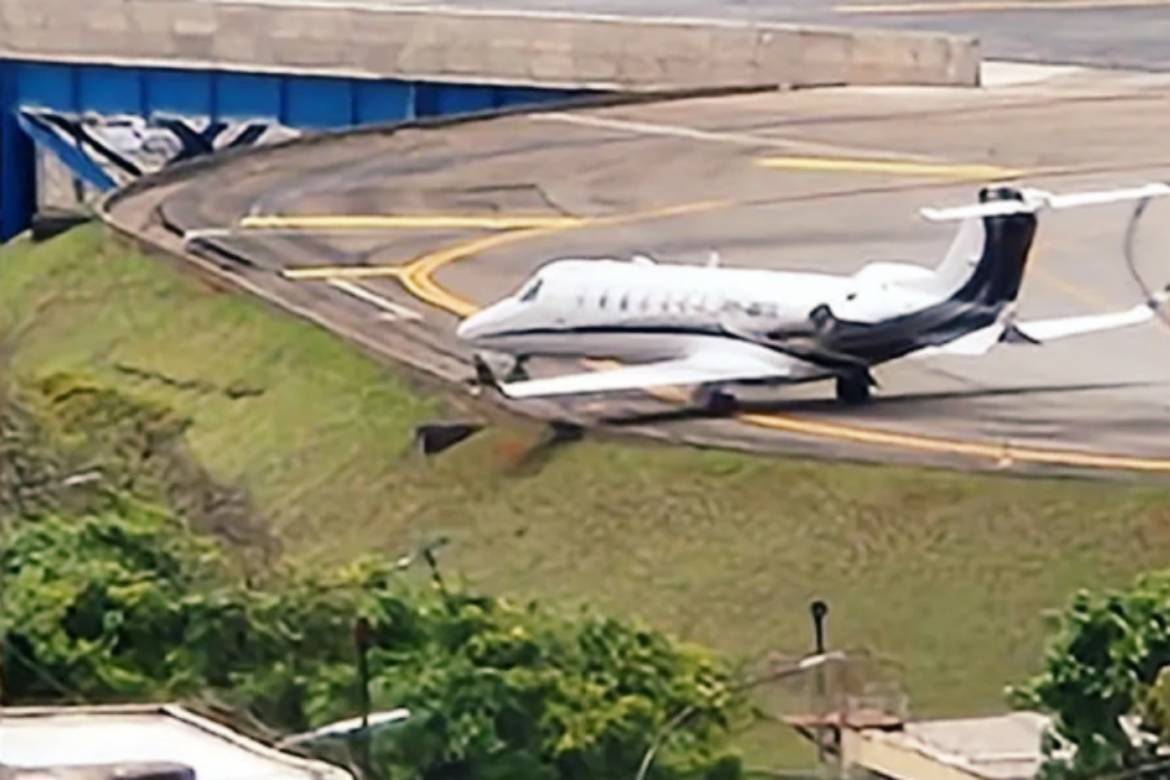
[{"xmin": 0, "ymin": 59, "xmax": 593, "ymax": 240}]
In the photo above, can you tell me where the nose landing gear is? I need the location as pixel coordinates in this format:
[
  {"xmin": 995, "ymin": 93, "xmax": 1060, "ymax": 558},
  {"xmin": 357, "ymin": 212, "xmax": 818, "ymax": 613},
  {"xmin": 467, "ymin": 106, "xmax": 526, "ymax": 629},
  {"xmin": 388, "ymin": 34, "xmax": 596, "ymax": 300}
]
[
  {"xmin": 504, "ymin": 356, "xmax": 530, "ymax": 383},
  {"xmin": 469, "ymin": 353, "xmax": 529, "ymax": 396}
]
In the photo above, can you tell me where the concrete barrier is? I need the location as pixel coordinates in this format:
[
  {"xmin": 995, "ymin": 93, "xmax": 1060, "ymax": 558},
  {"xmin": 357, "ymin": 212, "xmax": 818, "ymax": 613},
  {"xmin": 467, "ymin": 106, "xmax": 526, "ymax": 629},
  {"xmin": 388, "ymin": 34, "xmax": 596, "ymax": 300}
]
[{"xmin": 0, "ymin": 1, "xmax": 980, "ymax": 89}]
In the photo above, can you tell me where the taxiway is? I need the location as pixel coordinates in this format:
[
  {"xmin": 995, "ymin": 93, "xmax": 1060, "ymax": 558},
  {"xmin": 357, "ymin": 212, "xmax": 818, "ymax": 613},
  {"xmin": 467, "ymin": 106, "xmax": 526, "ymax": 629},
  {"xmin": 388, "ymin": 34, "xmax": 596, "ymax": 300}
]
[{"xmin": 107, "ymin": 65, "xmax": 1170, "ymax": 476}]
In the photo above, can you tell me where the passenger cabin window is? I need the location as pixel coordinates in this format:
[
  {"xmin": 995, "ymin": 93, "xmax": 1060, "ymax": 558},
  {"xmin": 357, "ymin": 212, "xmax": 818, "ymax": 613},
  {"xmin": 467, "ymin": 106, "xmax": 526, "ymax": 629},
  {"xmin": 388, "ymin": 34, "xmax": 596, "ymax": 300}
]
[{"xmin": 519, "ymin": 279, "xmax": 543, "ymax": 302}]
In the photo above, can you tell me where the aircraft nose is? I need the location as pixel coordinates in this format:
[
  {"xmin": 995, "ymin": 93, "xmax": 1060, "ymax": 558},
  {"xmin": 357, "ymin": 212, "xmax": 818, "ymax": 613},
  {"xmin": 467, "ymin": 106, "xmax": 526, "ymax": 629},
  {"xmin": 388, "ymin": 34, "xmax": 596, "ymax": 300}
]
[{"xmin": 456, "ymin": 310, "xmax": 484, "ymax": 342}]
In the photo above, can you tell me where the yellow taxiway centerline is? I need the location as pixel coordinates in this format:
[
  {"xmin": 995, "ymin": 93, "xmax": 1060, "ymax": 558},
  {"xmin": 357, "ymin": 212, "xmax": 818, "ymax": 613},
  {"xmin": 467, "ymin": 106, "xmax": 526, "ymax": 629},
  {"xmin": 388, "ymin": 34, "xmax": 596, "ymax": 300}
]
[
  {"xmin": 837, "ymin": 0, "xmax": 1170, "ymax": 13},
  {"xmin": 396, "ymin": 201, "xmax": 728, "ymax": 317},
  {"xmin": 758, "ymin": 157, "xmax": 1024, "ymax": 181},
  {"xmin": 740, "ymin": 413, "xmax": 1170, "ymax": 473},
  {"xmin": 282, "ymin": 266, "xmax": 404, "ymax": 281},
  {"xmin": 240, "ymin": 214, "xmax": 582, "ymax": 231}
]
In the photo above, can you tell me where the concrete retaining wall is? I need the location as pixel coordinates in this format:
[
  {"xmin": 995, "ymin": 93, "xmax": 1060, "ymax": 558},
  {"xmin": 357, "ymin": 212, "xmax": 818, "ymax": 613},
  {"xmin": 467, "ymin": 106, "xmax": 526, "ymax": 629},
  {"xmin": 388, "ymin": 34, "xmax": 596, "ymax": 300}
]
[{"xmin": 0, "ymin": 0, "xmax": 980, "ymax": 90}]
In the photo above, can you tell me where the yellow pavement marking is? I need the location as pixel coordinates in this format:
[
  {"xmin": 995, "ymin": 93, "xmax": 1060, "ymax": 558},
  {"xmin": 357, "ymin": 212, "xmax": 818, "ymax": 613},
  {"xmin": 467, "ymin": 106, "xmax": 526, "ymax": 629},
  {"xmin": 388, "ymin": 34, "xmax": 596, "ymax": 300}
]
[
  {"xmin": 758, "ymin": 157, "xmax": 1024, "ymax": 181},
  {"xmin": 740, "ymin": 413, "xmax": 1170, "ymax": 472},
  {"xmin": 837, "ymin": 0, "xmax": 1170, "ymax": 13},
  {"xmin": 282, "ymin": 266, "xmax": 403, "ymax": 281},
  {"xmin": 395, "ymin": 200, "xmax": 729, "ymax": 318},
  {"xmin": 400, "ymin": 228, "xmax": 566, "ymax": 318},
  {"xmin": 590, "ymin": 366, "xmax": 1170, "ymax": 472},
  {"xmin": 241, "ymin": 214, "xmax": 582, "ymax": 231}
]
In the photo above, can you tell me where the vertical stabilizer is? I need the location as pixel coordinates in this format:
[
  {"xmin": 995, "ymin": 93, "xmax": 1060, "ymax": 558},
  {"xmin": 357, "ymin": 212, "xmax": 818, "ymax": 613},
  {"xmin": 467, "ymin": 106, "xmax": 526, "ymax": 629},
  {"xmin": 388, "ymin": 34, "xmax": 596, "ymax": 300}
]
[{"xmin": 932, "ymin": 187, "xmax": 1038, "ymax": 307}]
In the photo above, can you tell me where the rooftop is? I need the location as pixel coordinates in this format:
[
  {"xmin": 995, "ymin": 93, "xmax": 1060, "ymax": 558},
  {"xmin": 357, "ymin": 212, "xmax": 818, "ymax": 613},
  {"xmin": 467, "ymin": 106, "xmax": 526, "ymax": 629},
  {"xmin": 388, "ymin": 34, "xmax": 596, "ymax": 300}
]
[
  {"xmin": 843, "ymin": 711, "xmax": 1051, "ymax": 780},
  {"xmin": 0, "ymin": 704, "xmax": 352, "ymax": 780}
]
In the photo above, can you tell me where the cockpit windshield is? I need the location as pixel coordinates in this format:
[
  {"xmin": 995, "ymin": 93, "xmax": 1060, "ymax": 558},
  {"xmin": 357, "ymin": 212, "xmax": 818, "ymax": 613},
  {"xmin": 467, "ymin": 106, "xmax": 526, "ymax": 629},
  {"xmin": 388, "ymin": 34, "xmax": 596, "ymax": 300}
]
[{"xmin": 518, "ymin": 278, "xmax": 543, "ymax": 302}]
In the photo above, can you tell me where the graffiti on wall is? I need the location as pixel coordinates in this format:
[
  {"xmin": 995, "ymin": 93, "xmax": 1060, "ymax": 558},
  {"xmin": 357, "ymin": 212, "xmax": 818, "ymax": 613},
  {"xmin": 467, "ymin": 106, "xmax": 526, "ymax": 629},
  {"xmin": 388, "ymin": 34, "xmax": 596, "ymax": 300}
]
[{"xmin": 18, "ymin": 109, "xmax": 300, "ymax": 212}]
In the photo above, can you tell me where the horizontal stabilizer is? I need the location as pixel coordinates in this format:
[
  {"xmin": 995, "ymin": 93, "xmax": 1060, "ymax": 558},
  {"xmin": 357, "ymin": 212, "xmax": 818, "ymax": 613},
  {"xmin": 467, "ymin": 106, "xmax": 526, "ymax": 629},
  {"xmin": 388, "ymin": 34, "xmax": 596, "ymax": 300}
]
[
  {"xmin": 911, "ymin": 301, "xmax": 1159, "ymax": 359},
  {"xmin": 1014, "ymin": 304, "xmax": 1156, "ymax": 341},
  {"xmin": 921, "ymin": 182, "xmax": 1170, "ymax": 222}
]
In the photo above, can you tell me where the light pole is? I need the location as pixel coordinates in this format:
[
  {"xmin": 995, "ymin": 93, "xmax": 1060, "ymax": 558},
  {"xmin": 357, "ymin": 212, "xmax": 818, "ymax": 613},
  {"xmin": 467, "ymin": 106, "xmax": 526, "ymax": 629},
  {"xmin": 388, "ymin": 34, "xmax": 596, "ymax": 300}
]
[
  {"xmin": 633, "ymin": 651, "xmax": 846, "ymax": 780},
  {"xmin": 392, "ymin": 537, "xmax": 452, "ymax": 607},
  {"xmin": 353, "ymin": 617, "xmax": 372, "ymax": 778},
  {"xmin": 810, "ymin": 600, "xmax": 830, "ymax": 768}
]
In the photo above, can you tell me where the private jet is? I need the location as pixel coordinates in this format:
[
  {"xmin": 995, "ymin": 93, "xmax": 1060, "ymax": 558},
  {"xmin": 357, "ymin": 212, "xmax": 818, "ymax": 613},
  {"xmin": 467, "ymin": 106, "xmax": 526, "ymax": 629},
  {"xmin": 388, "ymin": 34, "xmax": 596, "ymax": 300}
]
[{"xmin": 456, "ymin": 184, "xmax": 1169, "ymax": 410}]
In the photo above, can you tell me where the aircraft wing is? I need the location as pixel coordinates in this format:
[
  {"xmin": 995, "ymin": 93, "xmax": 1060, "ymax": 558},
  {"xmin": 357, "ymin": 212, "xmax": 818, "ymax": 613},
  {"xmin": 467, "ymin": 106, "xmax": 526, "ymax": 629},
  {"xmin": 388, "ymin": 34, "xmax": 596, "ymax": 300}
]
[
  {"xmin": 910, "ymin": 303, "xmax": 1160, "ymax": 359},
  {"xmin": 497, "ymin": 343, "xmax": 797, "ymax": 399}
]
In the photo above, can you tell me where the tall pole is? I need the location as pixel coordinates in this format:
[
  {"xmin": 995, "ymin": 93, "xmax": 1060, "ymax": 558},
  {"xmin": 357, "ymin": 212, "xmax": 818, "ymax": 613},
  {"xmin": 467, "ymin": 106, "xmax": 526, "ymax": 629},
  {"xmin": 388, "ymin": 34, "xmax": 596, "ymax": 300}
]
[
  {"xmin": 810, "ymin": 600, "xmax": 830, "ymax": 771},
  {"xmin": 420, "ymin": 537, "xmax": 452, "ymax": 609},
  {"xmin": 354, "ymin": 617, "xmax": 372, "ymax": 780},
  {"xmin": 811, "ymin": 600, "xmax": 828, "ymax": 654}
]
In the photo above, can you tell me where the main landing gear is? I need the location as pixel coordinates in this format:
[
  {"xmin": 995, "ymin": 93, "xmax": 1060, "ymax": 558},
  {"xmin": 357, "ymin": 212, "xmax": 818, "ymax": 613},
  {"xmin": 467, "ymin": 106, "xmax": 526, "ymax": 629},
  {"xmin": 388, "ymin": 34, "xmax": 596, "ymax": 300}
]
[
  {"xmin": 835, "ymin": 371, "xmax": 873, "ymax": 406},
  {"xmin": 692, "ymin": 386, "xmax": 739, "ymax": 416}
]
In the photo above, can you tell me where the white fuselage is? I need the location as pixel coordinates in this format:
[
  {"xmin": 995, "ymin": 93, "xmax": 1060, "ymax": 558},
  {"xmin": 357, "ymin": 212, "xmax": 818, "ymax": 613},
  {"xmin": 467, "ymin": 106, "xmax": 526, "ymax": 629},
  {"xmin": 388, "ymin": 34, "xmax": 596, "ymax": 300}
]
[
  {"xmin": 452, "ymin": 185, "xmax": 1168, "ymax": 402},
  {"xmin": 456, "ymin": 256, "xmax": 942, "ymax": 372}
]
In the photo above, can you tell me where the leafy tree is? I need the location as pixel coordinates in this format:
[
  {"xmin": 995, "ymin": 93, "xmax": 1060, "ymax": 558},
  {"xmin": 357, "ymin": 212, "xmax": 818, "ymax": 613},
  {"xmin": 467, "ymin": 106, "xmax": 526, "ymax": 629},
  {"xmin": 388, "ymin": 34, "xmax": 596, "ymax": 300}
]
[
  {"xmin": 1, "ymin": 502, "xmax": 747, "ymax": 779},
  {"xmin": 1010, "ymin": 573, "xmax": 1170, "ymax": 778}
]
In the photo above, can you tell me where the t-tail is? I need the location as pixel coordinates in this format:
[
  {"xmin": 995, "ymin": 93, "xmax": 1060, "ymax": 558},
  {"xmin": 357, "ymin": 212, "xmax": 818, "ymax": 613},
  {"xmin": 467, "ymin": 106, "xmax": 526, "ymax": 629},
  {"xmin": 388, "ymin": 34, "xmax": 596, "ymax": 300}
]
[
  {"xmin": 928, "ymin": 186, "xmax": 1038, "ymax": 311},
  {"xmin": 925, "ymin": 181, "xmax": 1170, "ymax": 310}
]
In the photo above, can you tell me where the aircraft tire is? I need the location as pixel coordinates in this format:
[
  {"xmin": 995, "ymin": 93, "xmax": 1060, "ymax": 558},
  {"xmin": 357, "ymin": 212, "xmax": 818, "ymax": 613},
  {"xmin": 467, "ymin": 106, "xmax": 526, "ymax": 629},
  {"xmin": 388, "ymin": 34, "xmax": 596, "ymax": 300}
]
[
  {"xmin": 835, "ymin": 374, "xmax": 871, "ymax": 405},
  {"xmin": 698, "ymin": 388, "xmax": 739, "ymax": 416}
]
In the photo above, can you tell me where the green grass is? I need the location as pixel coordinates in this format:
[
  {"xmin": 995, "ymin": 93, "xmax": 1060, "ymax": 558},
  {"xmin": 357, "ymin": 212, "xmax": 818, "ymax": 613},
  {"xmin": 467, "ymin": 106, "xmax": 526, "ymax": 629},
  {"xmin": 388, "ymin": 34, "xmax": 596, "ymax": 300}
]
[{"xmin": 5, "ymin": 226, "xmax": 1170, "ymax": 765}]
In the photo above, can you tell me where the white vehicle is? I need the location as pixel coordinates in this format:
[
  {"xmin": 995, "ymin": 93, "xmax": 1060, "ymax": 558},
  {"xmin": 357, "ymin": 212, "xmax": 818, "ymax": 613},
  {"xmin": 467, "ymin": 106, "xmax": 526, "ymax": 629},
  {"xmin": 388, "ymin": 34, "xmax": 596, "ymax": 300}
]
[{"xmin": 456, "ymin": 184, "xmax": 1169, "ymax": 410}]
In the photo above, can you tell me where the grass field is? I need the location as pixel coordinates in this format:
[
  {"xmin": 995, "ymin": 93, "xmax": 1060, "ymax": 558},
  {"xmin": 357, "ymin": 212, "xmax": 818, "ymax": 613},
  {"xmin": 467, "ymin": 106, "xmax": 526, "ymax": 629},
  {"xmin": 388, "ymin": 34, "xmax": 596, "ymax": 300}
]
[{"xmin": 5, "ymin": 226, "xmax": 1170, "ymax": 764}]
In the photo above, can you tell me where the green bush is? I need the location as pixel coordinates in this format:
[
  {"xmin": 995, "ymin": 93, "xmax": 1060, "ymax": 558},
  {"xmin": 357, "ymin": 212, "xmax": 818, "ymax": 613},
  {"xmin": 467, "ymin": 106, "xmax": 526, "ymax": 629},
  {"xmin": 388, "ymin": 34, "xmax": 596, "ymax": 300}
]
[
  {"xmin": 1010, "ymin": 572, "xmax": 1170, "ymax": 778},
  {"xmin": 1, "ymin": 504, "xmax": 747, "ymax": 779}
]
